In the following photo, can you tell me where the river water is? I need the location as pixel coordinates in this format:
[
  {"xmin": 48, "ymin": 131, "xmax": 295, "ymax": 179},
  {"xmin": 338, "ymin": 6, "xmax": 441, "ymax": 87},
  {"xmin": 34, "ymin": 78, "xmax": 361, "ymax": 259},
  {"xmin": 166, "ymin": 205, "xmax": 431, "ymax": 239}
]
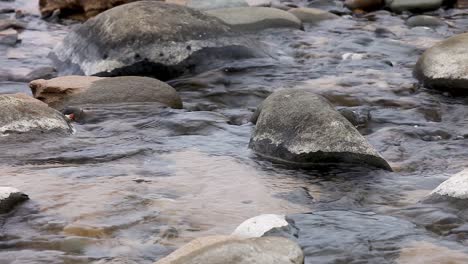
[{"xmin": 1, "ymin": 0, "xmax": 468, "ymax": 263}]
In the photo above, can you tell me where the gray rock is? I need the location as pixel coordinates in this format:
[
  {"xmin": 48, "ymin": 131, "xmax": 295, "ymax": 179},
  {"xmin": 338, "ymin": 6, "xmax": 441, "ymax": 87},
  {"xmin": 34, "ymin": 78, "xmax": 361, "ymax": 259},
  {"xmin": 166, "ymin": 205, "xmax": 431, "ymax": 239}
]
[
  {"xmin": 155, "ymin": 236, "xmax": 304, "ymax": 264},
  {"xmin": 25, "ymin": 67, "xmax": 58, "ymax": 81},
  {"xmin": 414, "ymin": 33, "xmax": 468, "ymax": 95},
  {"xmin": 52, "ymin": 1, "xmax": 264, "ymax": 79},
  {"xmin": 175, "ymin": 0, "xmax": 249, "ymax": 10},
  {"xmin": 249, "ymin": 89, "xmax": 391, "ymax": 170},
  {"xmin": 29, "ymin": 76, "xmax": 183, "ymax": 110},
  {"xmin": 0, "ymin": 19, "xmax": 26, "ymax": 31},
  {"xmin": 232, "ymin": 214, "xmax": 298, "ymax": 240},
  {"xmin": 385, "ymin": 0, "xmax": 443, "ymax": 13},
  {"xmin": 0, "ymin": 29, "xmax": 18, "ymax": 46},
  {"xmin": 288, "ymin": 7, "xmax": 339, "ymax": 24},
  {"xmin": 0, "ymin": 94, "xmax": 72, "ymax": 135},
  {"xmin": 0, "ymin": 187, "xmax": 29, "ymax": 214},
  {"xmin": 406, "ymin": 15, "xmax": 446, "ymax": 28},
  {"xmin": 205, "ymin": 7, "xmax": 303, "ymax": 32},
  {"xmin": 338, "ymin": 107, "xmax": 371, "ymax": 127},
  {"xmin": 425, "ymin": 169, "xmax": 468, "ymax": 203}
]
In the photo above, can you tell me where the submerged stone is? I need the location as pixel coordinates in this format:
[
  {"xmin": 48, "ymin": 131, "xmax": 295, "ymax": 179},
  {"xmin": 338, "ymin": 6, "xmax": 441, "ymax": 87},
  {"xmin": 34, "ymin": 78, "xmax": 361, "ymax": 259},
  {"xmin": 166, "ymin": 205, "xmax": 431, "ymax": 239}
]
[
  {"xmin": 425, "ymin": 169, "xmax": 468, "ymax": 203},
  {"xmin": 0, "ymin": 187, "xmax": 29, "ymax": 214}
]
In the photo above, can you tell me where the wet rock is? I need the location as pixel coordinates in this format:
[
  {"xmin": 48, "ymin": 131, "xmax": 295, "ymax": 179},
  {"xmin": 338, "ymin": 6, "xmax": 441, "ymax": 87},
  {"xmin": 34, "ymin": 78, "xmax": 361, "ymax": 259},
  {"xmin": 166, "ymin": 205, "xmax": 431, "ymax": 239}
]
[
  {"xmin": 52, "ymin": 1, "xmax": 264, "ymax": 79},
  {"xmin": 386, "ymin": 0, "xmax": 443, "ymax": 13},
  {"xmin": 414, "ymin": 33, "xmax": 468, "ymax": 95},
  {"xmin": 29, "ymin": 76, "xmax": 183, "ymax": 110},
  {"xmin": 249, "ymin": 89, "xmax": 391, "ymax": 170},
  {"xmin": 425, "ymin": 169, "xmax": 468, "ymax": 203},
  {"xmin": 0, "ymin": 28, "xmax": 18, "ymax": 46},
  {"xmin": 232, "ymin": 214, "xmax": 298, "ymax": 239},
  {"xmin": 0, "ymin": 19, "xmax": 26, "ymax": 31},
  {"xmin": 406, "ymin": 15, "xmax": 446, "ymax": 28},
  {"xmin": 288, "ymin": 7, "xmax": 339, "ymax": 24},
  {"xmin": 155, "ymin": 236, "xmax": 304, "ymax": 264},
  {"xmin": 338, "ymin": 107, "xmax": 371, "ymax": 127},
  {"xmin": 205, "ymin": 7, "xmax": 303, "ymax": 32},
  {"xmin": 344, "ymin": 0, "xmax": 384, "ymax": 12},
  {"xmin": 0, "ymin": 187, "xmax": 29, "ymax": 214},
  {"xmin": 25, "ymin": 67, "xmax": 58, "ymax": 81},
  {"xmin": 166, "ymin": 0, "xmax": 248, "ymax": 10},
  {"xmin": 39, "ymin": 0, "xmax": 140, "ymax": 21},
  {"xmin": 0, "ymin": 93, "xmax": 72, "ymax": 135}
]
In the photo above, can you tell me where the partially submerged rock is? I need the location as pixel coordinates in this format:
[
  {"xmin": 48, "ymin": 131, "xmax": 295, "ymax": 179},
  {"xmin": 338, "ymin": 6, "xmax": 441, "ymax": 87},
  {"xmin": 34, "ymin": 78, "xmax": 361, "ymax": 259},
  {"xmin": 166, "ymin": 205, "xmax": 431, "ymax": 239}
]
[
  {"xmin": 53, "ymin": 1, "xmax": 265, "ymax": 79},
  {"xmin": 425, "ymin": 169, "xmax": 468, "ymax": 203},
  {"xmin": 155, "ymin": 236, "xmax": 304, "ymax": 264},
  {"xmin": 166, "ymin": 0, "xmax": 248, "ymax": 10},
  {"xmin": 414, "ymin": 33, "xmax": 468, "ymax": 96},
  {"xmin": 232, "ymin": 214, "xmax": 298, "ymax": 239},
  {"xmin": 344, "ymin": 0, "xmax": 384, "ymax": 12},
  {"xmin": 0, "ymin": 94, "xmax": 72, "ymax": 135},
  {"xmin": 386, "ymin": 0, "xmax": 443, "ymax": 13},
  {"xmin": 0, "ymin": 187, "xmax": 29, "ymax": 214},
  {"xmin": 288, "ymin": 7, "xmax": 339, "ymax": 24},
  {"xmin": 406, "ymin": 15, "xmax": 446, "ymax": 28},
  {"xmin": 29, "ymin": 76, "xmax": 183, "ymax": 110},
  {"xmin": 205, "ymin": 7, "xmax": 303, "ymax": 32},
  {"xmin": 249, "ymin": 89, "xmax": 391, "ymax": 170}
]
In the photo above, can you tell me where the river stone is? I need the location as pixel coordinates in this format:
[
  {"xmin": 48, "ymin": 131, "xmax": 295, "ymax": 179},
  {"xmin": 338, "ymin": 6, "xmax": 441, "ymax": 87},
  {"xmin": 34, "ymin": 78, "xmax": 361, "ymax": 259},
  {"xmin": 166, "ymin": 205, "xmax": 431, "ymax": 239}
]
[
  {"xmin": 344, "ymin": 0, "xmax": 384, "ymax": 11},
  {"xmin": 0, "ymin": 29, "xmax": 18, "ymax": 46},
  {"xmin": 205, "ymin": 7, "xmax": 303, "ymax": 32},
  {"xmin": 385, "ymin": 0, "xmax": 443, "ymax": 13},
  {"xmin": 52, "ymin": 1, "xmax": 264, "ymax": 79},
  {"xmin": 39, "ymin": 0, "xmax": 140, "ymax": 20},
  {"xmin": 249, "ymin": 89, "xmax": 391, "ymax": 170},
  {"xmin": 425, "ymin": 169, "xmax": 468, "ymax": 203},
  {"xmin": 406, "ymin": 15, "xmax": 446, "ymax": 28},
  {"xmin": 232, "ymin": 214, "xmax": 298, "ymax": 239},
  {"xmin": 155, "ymin": 236, "xmax": 304, "ymax": 264},
  {"xmin": 0, "ymin": 187, "xmax": 29, "ymax": 214},
  {"xmin": 0, "ymin": 94, "xmax": 72, "ymax": 135},
  {"xmin": 29, "ymin": 76, "xmax": 183, "ymax": 110},
  {"xmin": 288, "ymin": 7, "xmax": 339, "ymax": 24},
  {"xmin": 166, "ymin": 0, "xmax": 248, "ymax": 10},
  {"xmin": 413, "ymin": 33, "xmax": 468, "ymax": 95}
]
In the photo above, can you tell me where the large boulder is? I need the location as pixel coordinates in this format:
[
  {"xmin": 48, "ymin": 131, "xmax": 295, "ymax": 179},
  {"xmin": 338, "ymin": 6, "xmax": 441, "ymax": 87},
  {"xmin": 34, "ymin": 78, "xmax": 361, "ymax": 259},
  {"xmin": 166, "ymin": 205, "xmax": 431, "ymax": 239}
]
[
  {"xmin": 52, "ymin": 1, "xmax": 264, "ymax": 79},
  {"xmin": 288, "ymin": 7, "xmax": 339, "ymax": 24},
  {"xmin": 0, "ymin": 187, "xmax": 29, "ymax": 214},
  {"xmin": 155, "ymin": 236, "xmax": 304, "ymax": 264},
  {"xmin": 39, "ymin": 0, "xmax": 141, "ymax": 20},
  {"xmin": 0, "ymin": 94, "xmax": 72, "ymax": 135},
  {"xmin": 385, "ymin": 0, "xmax": 443, "ymax": 13},
  {"xmin": 414, "ymin": 33, "xmax": 468, "ymax": 96},
  {"xmin": 205, "ymin": 7, "xmax": 303, "ymax": 32},
  {"xmin": 166, "ymin": 0, "xmax": 249, "ymax": 10},
  {"xmin": 29, "ymin": 76, "xmax": 183, "ymax": 110},
  {"xmin": 425, "ymin": 169, "xmax": 468, "ymax": 203},
  {"xmin": 249, "ymin": 89, "xmax": 391, "ymax": 170}
]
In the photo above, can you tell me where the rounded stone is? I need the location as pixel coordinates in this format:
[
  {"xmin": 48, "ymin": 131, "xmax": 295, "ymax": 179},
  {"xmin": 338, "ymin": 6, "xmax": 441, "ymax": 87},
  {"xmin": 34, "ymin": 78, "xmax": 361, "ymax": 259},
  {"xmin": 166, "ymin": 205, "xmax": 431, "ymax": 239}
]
[
  {"xmin": 233, "ymin": 214, "xmax": 295, "ymax": 238},
  {"xmin": 385, "ymin": 0, "xmax": 443, "ymax": 13},
  {"xmin": 426, "ymin": 169, "xmax": 468, "ymax": 203},
  {"xmin": 0, "ymin": 187, "xmax": 29, "ymax": 214},
  {"xmin": 406, "ymin": 15, "xmax": 446, "ymax": 28},
  {"xmin": 344, "ymin": 0, "xmax": 384, "ymax": 11},
  {"xmin": 288, "ymin": 7, "xmax": 339, "ymax": 24}
]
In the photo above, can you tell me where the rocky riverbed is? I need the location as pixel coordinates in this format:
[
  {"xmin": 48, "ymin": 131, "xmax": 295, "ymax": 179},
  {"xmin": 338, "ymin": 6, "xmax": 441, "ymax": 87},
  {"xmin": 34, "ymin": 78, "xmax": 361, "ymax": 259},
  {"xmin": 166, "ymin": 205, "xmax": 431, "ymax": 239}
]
[{"xmin": 0, "ymin": 0, "xmax": 468, "ymax": 263}]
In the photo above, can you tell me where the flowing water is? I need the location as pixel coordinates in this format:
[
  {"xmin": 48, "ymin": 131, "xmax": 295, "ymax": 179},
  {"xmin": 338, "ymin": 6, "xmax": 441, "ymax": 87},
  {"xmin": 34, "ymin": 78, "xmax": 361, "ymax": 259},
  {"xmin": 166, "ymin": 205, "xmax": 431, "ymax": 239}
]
[{"xmin": 1, "ymin": 0, "xmax": 468, "ymax": 263}]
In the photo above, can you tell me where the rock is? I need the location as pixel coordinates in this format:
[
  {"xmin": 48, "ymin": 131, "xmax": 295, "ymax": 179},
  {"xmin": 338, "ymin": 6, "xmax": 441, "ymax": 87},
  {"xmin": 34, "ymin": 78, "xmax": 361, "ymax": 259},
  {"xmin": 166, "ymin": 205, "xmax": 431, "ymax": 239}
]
[
  {"xmin": 0, "ymin": 19, "xmax": 26, "ymax": 31},
  {"xmin": 406, "ymin": 15, "xmax": 446, "ymax": 28},
  {"xmin": 413, "ymin": 33, "xmax": 468, "ymax": 95},
  {"xmin": 288, "ymin": 7, "xmax": 339, "ymax": 24},
  {"xmin": 166, "ymin": 0, "xmax": 248, "ymax": 10},
  {"xmin": 232, "ymin": 214, "xmax": 298, "ymax": 239},
  {"xmin": 344, "ymin": 0, "xmax": 384, "ymax": 11},
  {"xmin": 205, "ymin": 7, "xmax": 303, "ymax": 32},
  {"xmin": 39, "ymin": 0, "xmax": 140, "ymax": 20},
  {"xmin": 386, "ymin": 0, "xmax": 443, "ymax": 13},
  {"xmin": 249, "ymin": 89, "xmax": 391, "ymax": 170},
  {"xmin": 155, "ymin": 236, "xmax": 304, "ymax": 264},
  {"xmin": 29, "ymin": 76, "xmax": 183, "ymax": 110},
  {"xmin": 25, "ymin": 67, "xmax": 58, "ymax": 81},
  {"xmin": 338, "ymin": 107, "xmax": 371, "ymax": 127},
  {"xmin": 52, "ymin": 1, "xmax": 264, "ymax": 79},
  {"xmin": 425, "ymin": 169, "xmax": 468, "ymax": 203},
  {"xmin": 0, "ymin": 28, "xmax": 18, "ymax": 46},
  {"xmin": 0, "ymin": 187, "xmax": 29, "ymax": 214},
  {"xmin": 0, "ymin": 94, "xmax": 72, "ymax": 135}
]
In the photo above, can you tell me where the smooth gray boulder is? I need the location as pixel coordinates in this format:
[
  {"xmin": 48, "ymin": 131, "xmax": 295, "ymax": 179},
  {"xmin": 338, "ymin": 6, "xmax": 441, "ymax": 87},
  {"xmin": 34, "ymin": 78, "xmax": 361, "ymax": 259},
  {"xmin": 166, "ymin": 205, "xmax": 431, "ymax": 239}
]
[
  {"xmin": 166, "ymin": 0, "xmax": 249, "ymax": 10},
  {"xmin": 288, "ymin": 7, "xmax": 339, "ymax": 24},
  {"xmin": 385, "ymin": 0, "xmax": 443, "ymax": 13},
  {"xmin": 0, "ymin": 94, "xmax": 72, "ymax": 135},
  {"xmin": 155, "ymin": 236, "xmax": 304, "ymax": 264},
  {"xmin": 52, "ymin": 1, "xmax": 264, "ymax": 80},
  {"xmin": 425, "ymin": 169, "xmax": 468, "ymax": 203},
  {"xmin": 249, "ymin": 89, "xmax": 391, "ymax": 170},
  {"xmin": 29, "ymin": 76, "xmax": 183, "ymax": 110},
  {"xmin": 406, "ymin": 15, "xmax": 446, "ymax": 28},
  {"xmin": 0, "ymin": 187, "xmax": 29, "ymax": 214},
  {"xmin": 205, "ymin": 7, "xmax": 303, "ymax": 32},
  {"xmin": 414, "ymin": 33, "xmax": 468, "ymax": 95}
]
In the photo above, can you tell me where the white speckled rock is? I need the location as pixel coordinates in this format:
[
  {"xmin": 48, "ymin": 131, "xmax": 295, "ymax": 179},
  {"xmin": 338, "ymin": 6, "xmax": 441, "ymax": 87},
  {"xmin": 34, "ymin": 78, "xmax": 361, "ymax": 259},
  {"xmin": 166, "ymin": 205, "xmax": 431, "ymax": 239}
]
[
  {"xmin": 0, "ymin": 187, "xmax": 29, "ymax": 214},
  {"xmin": 205, "ymin": 7, "xmax": 303, "ymax": 32},
  {"xmin": 233, "ymin": 214, "xmax": 296, "ymax": 238},
  {"xmin": 249, "ymin": 89, "xmax": 391, "ymax": 170},
  {"xmin": 426, "ymin": 169, "xmax": 468, "ymax": 202}
]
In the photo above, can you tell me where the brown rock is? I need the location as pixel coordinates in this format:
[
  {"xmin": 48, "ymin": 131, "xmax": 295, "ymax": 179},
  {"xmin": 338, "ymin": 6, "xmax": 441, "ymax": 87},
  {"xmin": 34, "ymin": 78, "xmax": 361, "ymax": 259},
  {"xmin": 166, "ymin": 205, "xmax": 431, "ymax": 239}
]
[{"xmin": 344, "ymin": 0, "xmax": 384, "ymax": 11}]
